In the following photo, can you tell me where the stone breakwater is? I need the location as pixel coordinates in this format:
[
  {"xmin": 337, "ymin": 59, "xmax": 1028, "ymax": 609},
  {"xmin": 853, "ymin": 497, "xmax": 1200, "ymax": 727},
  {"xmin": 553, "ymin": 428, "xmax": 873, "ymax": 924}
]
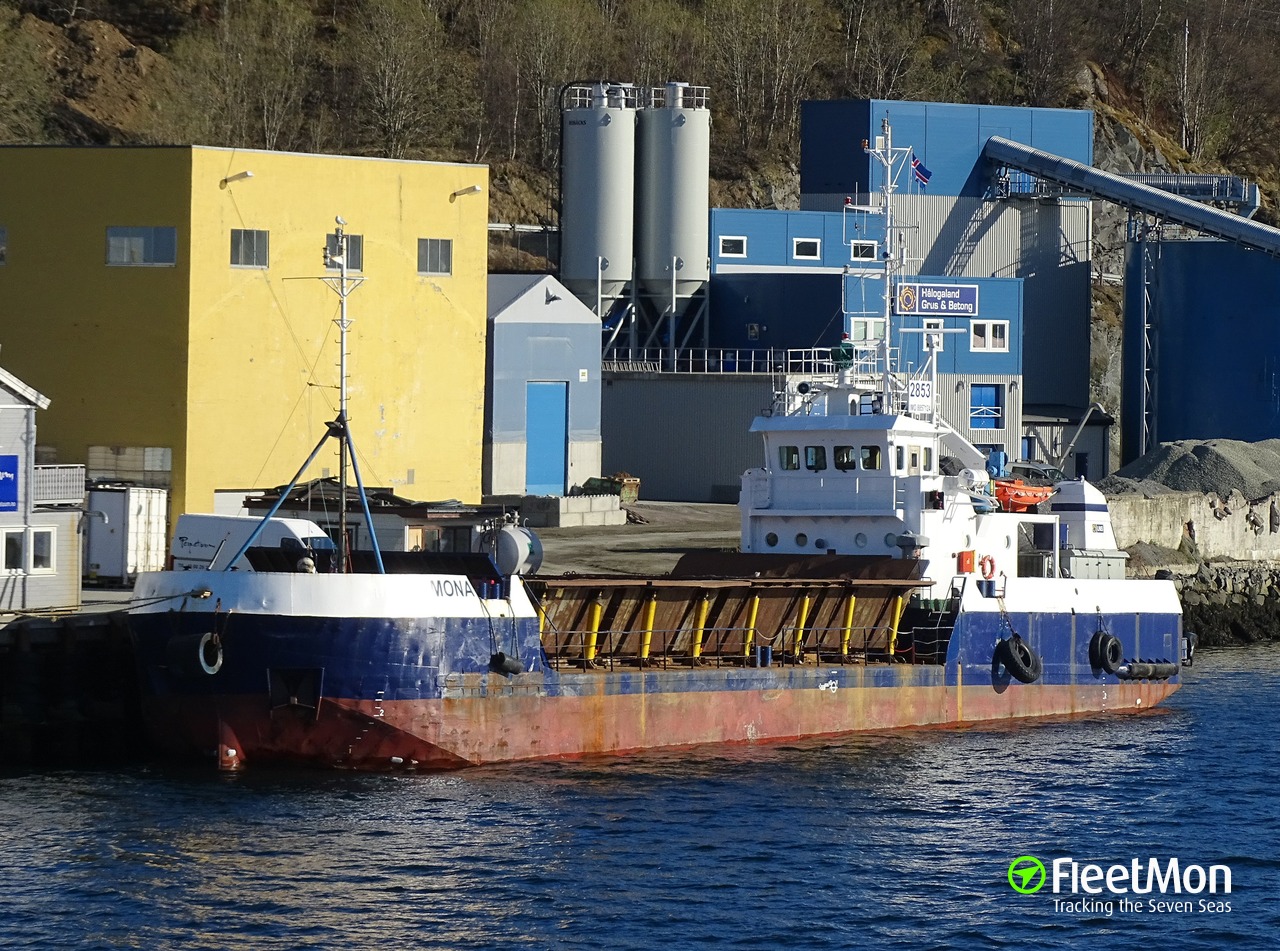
[{"xmin": 1164, "ymin": 563, "xmax": 1280, "ymax": 647}]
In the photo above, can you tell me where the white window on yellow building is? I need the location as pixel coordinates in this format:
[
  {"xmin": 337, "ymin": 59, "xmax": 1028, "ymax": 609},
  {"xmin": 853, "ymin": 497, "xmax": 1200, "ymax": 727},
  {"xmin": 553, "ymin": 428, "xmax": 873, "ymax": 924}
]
[
  {"xmin": 231, "ymin": 229, "xmax": 269, "ymax": 268},
  {"xmin": 106, "ymin": 226, "xmax": 177, "ymax": 266},
  {"xmin": 325, "ymin": 233, "xmax": 363, "ymax": 271},
  {"xmin": 417, "ymin": 238, "xmax": 452, "ymax": 276}
]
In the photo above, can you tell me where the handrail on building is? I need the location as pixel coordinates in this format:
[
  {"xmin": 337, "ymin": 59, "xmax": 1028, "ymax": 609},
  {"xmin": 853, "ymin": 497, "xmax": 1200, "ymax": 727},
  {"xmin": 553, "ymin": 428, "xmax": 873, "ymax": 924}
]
[{"xmin": 33, "ymin": 465, "xmax": 86, "ymax": 506}]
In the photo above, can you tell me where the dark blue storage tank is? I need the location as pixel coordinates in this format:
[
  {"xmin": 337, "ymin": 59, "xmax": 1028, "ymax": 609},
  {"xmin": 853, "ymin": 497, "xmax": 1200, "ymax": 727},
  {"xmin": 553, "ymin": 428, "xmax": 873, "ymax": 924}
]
[{"xmin": 1123, "ymin": 238, "xmax": 1280, "ymax": 461}]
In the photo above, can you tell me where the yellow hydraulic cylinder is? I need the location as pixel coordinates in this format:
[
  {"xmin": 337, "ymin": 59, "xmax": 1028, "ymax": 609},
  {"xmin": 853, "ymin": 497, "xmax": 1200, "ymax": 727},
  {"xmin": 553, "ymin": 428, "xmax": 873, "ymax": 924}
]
[
  {"xmin": 743, "ymin": 593, "xmax": 760, "ymax": 658},
  {"xmin": 639, "ymin": 593, "xmax": 658, "ymax": 662},
  {"xmin": 887, "ymin": 594, "xmax": 905, "ymax": 657},
  {"xmin": 794, "ymin": 593, "xmax": 811, "ymax": 657},
  {"xmin": 840, "ymin": 592, "xmax": 857, "ymax": 655},
  {"xmin": 585, "ymin": 597, "xmax": 603, "ymax": 663},
  {"xmin": 691, "ymin": 593, "xmax": 711, "ymax": 660}
]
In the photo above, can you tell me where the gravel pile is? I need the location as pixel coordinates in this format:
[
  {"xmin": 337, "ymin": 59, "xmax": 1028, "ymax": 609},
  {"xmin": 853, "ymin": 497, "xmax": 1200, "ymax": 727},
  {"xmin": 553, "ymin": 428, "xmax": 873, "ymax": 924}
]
[{"xmin": 1099, "ymin": 439, "xmax": 1280, "ymax": 500}]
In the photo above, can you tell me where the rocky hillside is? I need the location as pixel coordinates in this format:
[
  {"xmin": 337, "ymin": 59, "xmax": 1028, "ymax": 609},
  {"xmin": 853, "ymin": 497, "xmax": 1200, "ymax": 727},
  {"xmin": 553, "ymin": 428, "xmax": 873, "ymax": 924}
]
[{"xmin": 7, "ymin": 2, "xmax": 1272, "ymax": 420}]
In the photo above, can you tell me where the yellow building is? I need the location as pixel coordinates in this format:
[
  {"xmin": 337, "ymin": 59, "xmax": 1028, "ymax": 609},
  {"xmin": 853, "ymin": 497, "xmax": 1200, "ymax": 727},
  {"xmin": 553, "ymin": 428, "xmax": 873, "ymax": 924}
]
[{"xmin": 0, "ymin": 146, "xmax": 489, "ymax": 519}]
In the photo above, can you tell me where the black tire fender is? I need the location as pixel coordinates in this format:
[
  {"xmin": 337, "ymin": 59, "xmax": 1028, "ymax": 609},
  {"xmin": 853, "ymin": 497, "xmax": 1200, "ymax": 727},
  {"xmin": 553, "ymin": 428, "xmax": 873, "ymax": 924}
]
[
  {"xmin": 998, "ymin": 636, "xmax": 1042, "ymax": 684},
  {"xmin": 1089, "ymin": 630, "xmax": 1123, "ymax": 674}
]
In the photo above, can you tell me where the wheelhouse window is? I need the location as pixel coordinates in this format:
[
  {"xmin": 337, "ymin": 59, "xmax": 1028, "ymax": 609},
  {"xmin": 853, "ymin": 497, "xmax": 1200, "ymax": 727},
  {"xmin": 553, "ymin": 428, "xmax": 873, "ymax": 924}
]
[
  {"xmin": 895, "ymin": 446, "xmax": 905, "ymax": 471},
  {"xmin": 970, "ymin": 320, "xmax": 1009, "ymax": 352},
  {"xmin": 719, "ymin": 235, "xmax": 747, "ymax": 258},
  {"xmin": 850, "ymin": 318, "xmax": 886, "ymax": 344},
  {"xmin": 970, "ymin": 383, "xmax": 1005, "ymax": 429},
  {"xmin": 230, "ymin": 229, "xmax": 269, "ymax": 268},
  {"xmin": 793, "ymin": 237, "xmax": 821, "ymax": 260},
  {"xmin": 0, "ymin": 225, "xmax": 7, "ymax": 265},
  {"xmin": 834, "ymin": 446, "xmax": 858, "ymax": 471},
  {"xmin": 778, "ymin": 445, "xmax": 800, "ymax": 470},
  {"xmin": 861, "ymin": 446, "xmax": 882, "ymax": 470},
  {"xmin": 107, "ymin": 226, "xmax": 177, "ymax": 266},
  {"xmin": 325, "ymin": 233, "xmax": 363, "ymax": 271},
  {"xmin": 850, "ymin": 241, "xmax": 877, "ymax": 261},
  {"xmin": 804, "ymin": 446, "xmax": 827, "ymax": 471},
  {"xmin": 418, "ymin": 238, "xmax": 452, "ymax": 275}
]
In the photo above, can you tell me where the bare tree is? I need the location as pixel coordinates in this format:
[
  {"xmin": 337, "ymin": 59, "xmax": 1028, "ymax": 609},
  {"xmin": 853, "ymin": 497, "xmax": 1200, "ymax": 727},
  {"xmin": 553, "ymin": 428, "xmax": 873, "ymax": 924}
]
[
  {"xmin": 1008, "ymin": 0, "xmax": 1079, "ymax": 106},
  {"xmin": 615, "ymin": 0, "xmax": 704, "ymax": 90},
  {"xmin": 153, "ymin": 0, "xmax": 314, "ymax": 150},
  {"xmin": 504, "ymin": 0, "xmax": 601, "ymax": 167},
  {"xmin": 350, "ymin": 0, "xmax": 445, "ymax": 159}
]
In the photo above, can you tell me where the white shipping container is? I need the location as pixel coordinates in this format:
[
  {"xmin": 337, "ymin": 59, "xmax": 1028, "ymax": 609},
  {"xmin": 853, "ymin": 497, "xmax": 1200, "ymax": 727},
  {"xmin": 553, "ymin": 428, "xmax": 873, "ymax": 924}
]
[{"xmin": 84, "ymin": 486, "xmax": 169, "ymax": 584}]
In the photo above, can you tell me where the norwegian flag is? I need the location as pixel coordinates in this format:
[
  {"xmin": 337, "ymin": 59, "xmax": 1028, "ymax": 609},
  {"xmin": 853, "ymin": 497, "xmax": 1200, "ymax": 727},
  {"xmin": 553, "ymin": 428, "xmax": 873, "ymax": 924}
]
[{"xmin": 911, "ymin": 153, "xmax": 932, "ymax": 188}]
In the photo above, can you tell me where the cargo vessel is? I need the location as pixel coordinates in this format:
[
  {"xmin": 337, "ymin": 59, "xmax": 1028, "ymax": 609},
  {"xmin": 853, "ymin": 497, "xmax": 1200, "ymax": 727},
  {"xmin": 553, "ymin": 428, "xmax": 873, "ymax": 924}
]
[{"xmin": 126, "ymin": 128, "xmax": 1194, "ymax": 772}]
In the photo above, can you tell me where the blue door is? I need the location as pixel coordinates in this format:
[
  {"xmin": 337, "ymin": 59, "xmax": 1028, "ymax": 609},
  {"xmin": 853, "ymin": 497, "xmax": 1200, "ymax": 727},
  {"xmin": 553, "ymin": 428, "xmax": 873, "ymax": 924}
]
[{"xmin": 525, "ymin": 382, "xmax": 568, "ymax": 495}]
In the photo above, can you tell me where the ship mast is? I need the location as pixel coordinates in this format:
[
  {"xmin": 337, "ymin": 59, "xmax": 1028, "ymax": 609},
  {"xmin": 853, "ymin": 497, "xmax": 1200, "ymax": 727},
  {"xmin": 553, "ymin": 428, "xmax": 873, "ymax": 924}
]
[
  {"xmin": 320, "ymin": 218, "xmax": 385, "ymax": 574},
  {"xmin": 331, "ymin": 218, "xmax": 353, "ymax": 569},
  {"xmin": 220, "ymin": 218, "xmax": 385, "ymax": 574},
  {"xmin": 863, "ymin": 116, "xmax": 911, "ymax": 412}
]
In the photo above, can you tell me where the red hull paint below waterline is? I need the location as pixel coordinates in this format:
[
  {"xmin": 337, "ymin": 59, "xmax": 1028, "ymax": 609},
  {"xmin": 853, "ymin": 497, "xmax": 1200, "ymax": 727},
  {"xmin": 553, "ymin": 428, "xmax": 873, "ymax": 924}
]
[{"xmin": 142, "ymin": 678, "xmax": 1181, "ymax": 771}]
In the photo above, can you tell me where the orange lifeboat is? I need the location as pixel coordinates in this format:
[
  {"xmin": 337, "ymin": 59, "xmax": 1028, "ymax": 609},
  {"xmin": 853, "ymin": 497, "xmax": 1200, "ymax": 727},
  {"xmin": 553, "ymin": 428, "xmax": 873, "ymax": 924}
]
[{"xmin": 993, "ymin": 478, "xmax": 1055, "ymax": 513}]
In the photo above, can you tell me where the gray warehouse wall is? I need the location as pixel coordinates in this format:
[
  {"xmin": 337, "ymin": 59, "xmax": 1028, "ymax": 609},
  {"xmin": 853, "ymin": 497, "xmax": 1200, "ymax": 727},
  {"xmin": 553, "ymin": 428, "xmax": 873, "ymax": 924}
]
[{"xmin": 601, "ymin": 373, "xmax": 775, "ymax": 502}]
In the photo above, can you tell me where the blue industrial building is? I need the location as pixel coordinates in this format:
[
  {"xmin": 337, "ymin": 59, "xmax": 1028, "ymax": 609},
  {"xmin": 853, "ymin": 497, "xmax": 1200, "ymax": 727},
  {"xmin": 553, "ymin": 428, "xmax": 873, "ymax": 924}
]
[
  {"xmin": 800, "ymin": 99, "xmax": 1093, "ymax": 201},
  {"xmin": 577, "ymin": 92, "xmax": 1280, "ymax": 500}
]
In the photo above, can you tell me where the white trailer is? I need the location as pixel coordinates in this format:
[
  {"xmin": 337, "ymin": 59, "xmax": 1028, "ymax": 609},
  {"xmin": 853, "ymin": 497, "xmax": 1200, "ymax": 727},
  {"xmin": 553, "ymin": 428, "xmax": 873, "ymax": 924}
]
[{"xmin": 83, "ymin": 486, "xmax": 169, "ymax": 584}]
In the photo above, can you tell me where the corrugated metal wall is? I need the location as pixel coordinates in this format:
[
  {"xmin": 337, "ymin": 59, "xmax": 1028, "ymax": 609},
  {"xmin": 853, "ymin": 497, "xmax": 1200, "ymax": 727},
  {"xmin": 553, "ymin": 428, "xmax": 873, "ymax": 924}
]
[
  {"xmin": 936, "ymin": 372, "xmax": 1024, "ymax": 458},
  {"xmin": 601, "ymin": 374, "xmax": 776, "ymax": 502},
  {"xmin": 900, "ymin": 195, "xmax": 1089, "ymax": 409},
  {"xmin": 1123, "ymin": 237, "xmax": 1280, "ymax": 461},
  {"xmin": 773, "ymin": 194, "xmax": 1089, "ymax": 410}
]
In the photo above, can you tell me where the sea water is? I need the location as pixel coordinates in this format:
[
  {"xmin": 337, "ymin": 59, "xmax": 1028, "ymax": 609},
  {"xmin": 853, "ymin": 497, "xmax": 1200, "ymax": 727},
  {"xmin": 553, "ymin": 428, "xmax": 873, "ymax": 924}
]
[{"xmin": 0, "ymin": 645, "xmax": 1276, "ymax": 950}]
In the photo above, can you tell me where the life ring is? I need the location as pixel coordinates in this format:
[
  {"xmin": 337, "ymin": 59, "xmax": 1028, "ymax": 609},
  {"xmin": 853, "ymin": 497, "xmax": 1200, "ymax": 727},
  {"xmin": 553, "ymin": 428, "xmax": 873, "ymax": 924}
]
[
  {"xmin": 979, "ymin": 555, "xmax": 996, "ymax": 580},
  {"xmin": 998, "ymin": 636, "xmax": 1042, "ymax": 683},
  {"xmin": 197, "ymin": 632, "xmax": 223, "ymax": 675},
  {"xmin": 1089, "ymin": 630, "xmax": 1123, "ymax": 674}
]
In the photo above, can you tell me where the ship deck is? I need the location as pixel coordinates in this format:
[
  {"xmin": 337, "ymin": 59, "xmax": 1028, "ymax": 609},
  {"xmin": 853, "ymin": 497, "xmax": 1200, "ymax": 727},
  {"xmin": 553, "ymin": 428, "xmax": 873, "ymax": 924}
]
[{"xmin": 529, "ymin": 566, "xmax": 953, "ymax": 669}]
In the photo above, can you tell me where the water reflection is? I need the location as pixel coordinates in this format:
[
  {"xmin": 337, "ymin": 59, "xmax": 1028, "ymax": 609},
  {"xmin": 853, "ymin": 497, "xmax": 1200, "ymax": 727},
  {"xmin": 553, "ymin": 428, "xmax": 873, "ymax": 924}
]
[{"xmin": 0, "ymin": 646, "xmax": 1276, "ymax": 949}]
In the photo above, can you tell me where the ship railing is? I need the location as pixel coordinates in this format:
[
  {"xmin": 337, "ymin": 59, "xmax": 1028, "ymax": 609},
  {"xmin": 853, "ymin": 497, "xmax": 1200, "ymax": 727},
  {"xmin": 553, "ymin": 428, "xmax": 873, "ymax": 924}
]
[
  {"xmin": 599, "ymin": 346, "xmax": 891, "ymax": 378},
  {"xmin": 541, "ymin": 622, "xmax": 939, "ymax": 670},
  {"xmin": 602, "ymin": 347, "xmax": 783, "ymax": 374}
]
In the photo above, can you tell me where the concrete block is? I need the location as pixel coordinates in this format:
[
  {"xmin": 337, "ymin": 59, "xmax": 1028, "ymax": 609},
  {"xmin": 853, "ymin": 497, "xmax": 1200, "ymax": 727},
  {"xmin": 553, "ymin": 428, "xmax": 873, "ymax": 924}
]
[{"xmin": 589, "ymin": 494, "xmax": 619, "ymax": 513}]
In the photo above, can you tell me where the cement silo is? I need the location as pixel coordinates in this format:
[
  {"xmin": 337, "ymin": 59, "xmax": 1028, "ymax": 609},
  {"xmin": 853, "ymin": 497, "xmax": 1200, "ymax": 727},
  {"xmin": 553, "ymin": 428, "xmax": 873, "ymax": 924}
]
[
  {"xmin": 559, "ymin": 83, "xmax": 638, "ymax": 312},
  {"xmin": 636, "ymin": 83, "xmax": 711, "ymax": 311}
]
